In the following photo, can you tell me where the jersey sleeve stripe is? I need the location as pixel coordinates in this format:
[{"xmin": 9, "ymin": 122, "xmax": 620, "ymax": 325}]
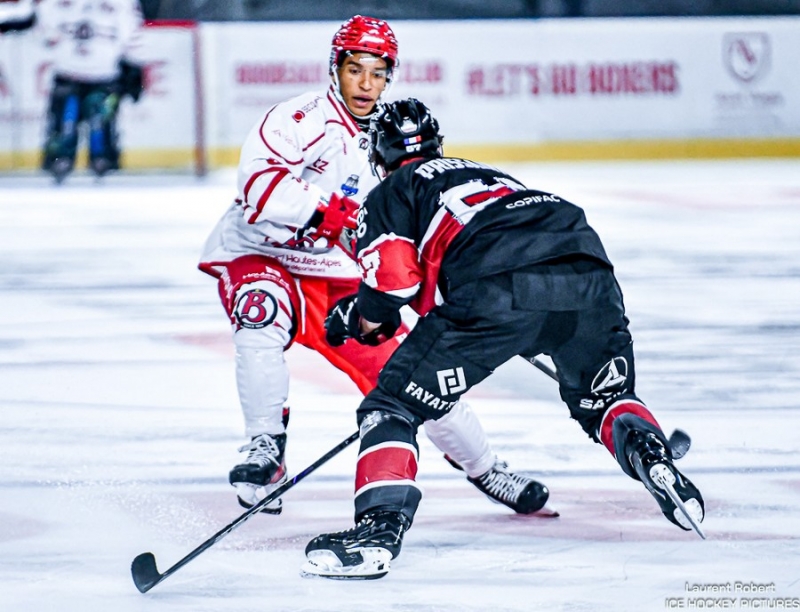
[
  {"xmin": 243, "ymin": 167, "xmax": 283, "ymax": 203},
  {"xmin": 358, "ymin": 235, "xmax": 422, "ymax": 294},
  {"xmin": 247, "ymin": 168, "xmax": 291, "ymax": 224},
  {"xmin": 413, "ymin": 210, "xmax": 465, "ymax": 315}
]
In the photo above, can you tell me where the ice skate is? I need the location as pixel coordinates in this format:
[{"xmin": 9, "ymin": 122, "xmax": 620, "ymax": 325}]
[
  {"xmin": 448, "ymin": 456, "xmax": 552, "ymax": 515},
  {"xmin": 626, "ymin": 430, "xmax": 705, "ymax": 538},
  {"xmin": 49, "ymin": 157, "xmax": 73, "ymax": 184},
  {"xmin": 301, "ymin": 510, "xmax": 410, "ymax": 580},
  {"xmin": 90, "ymin": 156, "xmax": 115, "ymax": 178},
  {"xmin": 229, "ymin": 432, "xmax": 287, "ymax": 514}
]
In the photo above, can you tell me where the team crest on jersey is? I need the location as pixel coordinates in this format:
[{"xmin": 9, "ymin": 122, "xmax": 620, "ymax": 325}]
[
  {"xmin": 292, "ymin": 110, "xmax": 305, "ymax": 123},
  {"xmin": 358, "ymin": 135, "xmax": 369, "ymax": 150},
  {"xmin": 234, "ymin": 289, "xmax": 278, "ymax": 329}
]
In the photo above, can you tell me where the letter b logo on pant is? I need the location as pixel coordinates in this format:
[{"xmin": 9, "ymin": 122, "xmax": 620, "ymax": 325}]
[{"xmin": 234, "ymin": 288, "xmax": 278, "ymax": 329}]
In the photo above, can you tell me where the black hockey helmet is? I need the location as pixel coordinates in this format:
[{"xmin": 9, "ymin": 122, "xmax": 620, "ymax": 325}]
[{"xmin": 369, "ymin": 98, "xmax": 443, "ymax": 173}]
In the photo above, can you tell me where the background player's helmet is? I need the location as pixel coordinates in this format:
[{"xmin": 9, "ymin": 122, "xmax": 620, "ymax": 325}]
[
  {"xmin": 370, "ymin": 98, "xmax": 443, "ymax": 173},
  {"xmin": 330, "ymin": 15, "xmax": 399, "ymax": 76}
]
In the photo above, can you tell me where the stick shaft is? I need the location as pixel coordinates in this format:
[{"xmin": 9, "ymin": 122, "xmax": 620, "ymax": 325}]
[
  {"xmin": 133, "ymin": 430, "xmax": 360, "ymax": 592},
  {"xmin": 527, "ymin": 356, "xmax": 559, "ymax": 382}
]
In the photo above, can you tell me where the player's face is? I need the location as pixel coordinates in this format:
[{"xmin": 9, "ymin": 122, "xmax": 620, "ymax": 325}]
[{"xmin": 336, "ymin": 53, "xmax": 389, "ymax": 117}]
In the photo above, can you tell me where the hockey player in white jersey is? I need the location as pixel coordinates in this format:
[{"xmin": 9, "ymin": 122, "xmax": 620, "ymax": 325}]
[
  {"xmin": 35, "ymin": 0, "xmax": 144, "ymax": 181},
  {"xmin": 0, "ymin": 0, "xmax": 35, "ymax": 33},
  {"xmin": 198, "ymin": 15, "xmax": 549, "ymax": 517}
]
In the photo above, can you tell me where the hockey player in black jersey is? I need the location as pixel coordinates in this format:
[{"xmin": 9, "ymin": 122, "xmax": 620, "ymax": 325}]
[{"xmin": 301, "ymin": 98, "xmax": 705, "ymax": 580}]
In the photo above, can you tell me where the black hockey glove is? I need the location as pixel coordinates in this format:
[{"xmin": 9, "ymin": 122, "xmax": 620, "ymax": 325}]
[
  {"xmin": 118, "ymin": 59, "xmax": 145, "ymax": 102},
  {"xmin": 324, "ymin": 295, "xmax": 400, "ymax": 347}
]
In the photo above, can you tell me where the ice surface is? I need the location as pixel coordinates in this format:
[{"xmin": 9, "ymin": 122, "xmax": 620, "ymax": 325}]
[{"xmin": 1, "ymin": 160, "xmax": 799, "ymax": 611}]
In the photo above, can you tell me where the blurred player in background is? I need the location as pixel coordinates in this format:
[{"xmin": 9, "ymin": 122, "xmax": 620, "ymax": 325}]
[
  {"xmin": 36, "ymin": 0, "xmax": 145, "ymax": 182},
  {"xmin": 198, "ymin": 15, "xmax": 549, "ymax": 517},
  {"xmin": 0, "ymin": 0, "xmax": 35, "ymax": 33},
  {"xmin": 302, "ymin": 98, "xmax": 705, "ymax": 579}
]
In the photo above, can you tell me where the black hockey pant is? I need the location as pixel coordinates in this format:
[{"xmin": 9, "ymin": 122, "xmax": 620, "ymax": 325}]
[
  {"xmin": 353, "ymin": 258, "xmax": 657, "ymax": 522},
  {"xmin": 43, "ymin": 75, "xmax": 121, "ymax": 171}
]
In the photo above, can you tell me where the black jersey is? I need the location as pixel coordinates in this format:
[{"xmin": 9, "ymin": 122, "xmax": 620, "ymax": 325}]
[{"xmin": 354, "ymin": 156, "xmax": 611, "ymax": 323}]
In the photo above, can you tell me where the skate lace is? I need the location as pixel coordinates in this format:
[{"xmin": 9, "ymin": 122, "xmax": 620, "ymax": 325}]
[
  {"xmin": 631, "ymin": 433, "xmax": 669, "ymax": 468},
  {"xmin": 476, "ymin": 461, "xmax": 529, "ymax": 503},
  {"xmin": 338, "ymin": 513, "xmax": 407, "ymax": 549},
  {"xmin": 238, "ymin": 434, "xmax": 282, "ymax": 468}
]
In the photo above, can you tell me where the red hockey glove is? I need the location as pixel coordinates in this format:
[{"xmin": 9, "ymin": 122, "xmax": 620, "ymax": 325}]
[{"xmin": 311, "ymin": 193, "xmax": 359, "ymax": 242}]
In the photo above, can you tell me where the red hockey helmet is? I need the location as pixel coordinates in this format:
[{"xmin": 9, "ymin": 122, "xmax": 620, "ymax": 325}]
[{"xmin": 330, "ymin": 15, "xmax": 399, "ymax": 72}]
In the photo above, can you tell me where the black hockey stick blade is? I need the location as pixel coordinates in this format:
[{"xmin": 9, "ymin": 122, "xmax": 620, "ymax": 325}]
[
  {"xmin": 668, "ymin": 428, "xmax": 691, "ymax": 460},
  {"xmin": 131, "ymin": 430, "xmax": 360, "ymax": 593},
  {"xmin": 131, "ymin": 552, "xmax": 161, "ymax": 593}
]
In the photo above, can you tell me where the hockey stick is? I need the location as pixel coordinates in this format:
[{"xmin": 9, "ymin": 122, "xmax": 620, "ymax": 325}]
[
  {"xmin": 131, "ymin": 430, "xmax": 360, "ymax": 593},
  {"xmin": 527, "ymin": 355, "xmax": 559, "ymax": 382}
]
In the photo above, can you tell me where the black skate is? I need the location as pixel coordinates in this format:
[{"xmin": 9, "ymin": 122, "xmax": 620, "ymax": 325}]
[
  {"xmin": 229, "ymin": 432, "xmax": 287, "ymax": 515},
  {"xmin": 49, "ymin": 157, "xmax": 74, "ymax": 184},
  {"xmin": 301, "ymin": 510, "xmax": 411, "ymax": 580},
  {"xmin": 90, "ymin": 156, "xmax": 116, "ymax": 178},
  {"xmin": 447, "ymin": 456, "xmax": 551, "ymax": 515},
  {"xmin": 626, "ymin": 430, "xmax": 705, "ymax": 538}
]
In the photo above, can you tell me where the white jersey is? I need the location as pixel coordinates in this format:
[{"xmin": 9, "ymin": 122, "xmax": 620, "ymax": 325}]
[
  {"xmin": 200, "ymin": 86, "xmax": 381, "ymax": 280},
  {"xmin": 36, "ymin": 0, "xmax": 143, "ymax": 82}
]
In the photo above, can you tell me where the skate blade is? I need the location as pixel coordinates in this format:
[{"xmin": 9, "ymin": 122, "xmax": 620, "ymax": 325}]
[
  {"xmin": 650, "ymin": 464, "xmax": 706, "ymax": 539},
  {"xmin": 300, "ymin": 548, "xmax": 391, "ymax": 580},
  {"xmin": 482, "ymin": 494, "xmax": 556, "ymax": 516},
  {"xmin": 531, "ymin": 505, "xmax": 560, "ymax": 518},
  {"xmin": 234, "ymin": 483, "xmax": 283, "ymax": 514}
]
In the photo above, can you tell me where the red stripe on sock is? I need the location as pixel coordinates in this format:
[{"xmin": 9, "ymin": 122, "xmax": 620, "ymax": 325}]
[
  {"xmin": 599, "ymin": 400, "xmax": 660, "ymax": 457},
  {"xmin": 355, "ymin": 444, "xmax": 418, "ymax": 494}
]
